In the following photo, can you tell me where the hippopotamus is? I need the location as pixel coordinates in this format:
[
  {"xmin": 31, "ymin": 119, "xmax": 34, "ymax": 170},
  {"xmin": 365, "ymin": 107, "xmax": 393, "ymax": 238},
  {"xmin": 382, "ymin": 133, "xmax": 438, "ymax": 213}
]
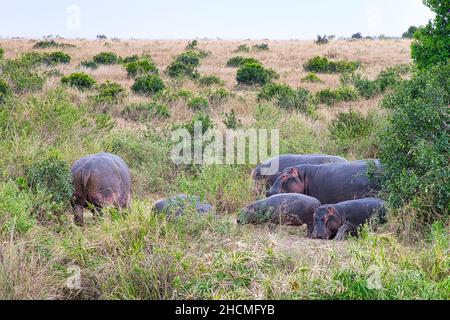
[
  {"xmin": 71, "ymin": 152, "xmax": 132, "ymax": 225},
  {"xmin": 312, "ymin": 198, "xmax": 386, "ymax": 240},
  {"xmin": 153, "ymin": 194, "xmax": 213, "ymax": 217},
  {"xmin": 266, "ymin": 160, "xmax": 383, "ymax": 204},
  {"xmin": 237, "ymin": 194, "xmax": 322, "ymax": 236},
  {"xmin": 252, "ymin": 154, "xmax": 347, "ymax": 187}
]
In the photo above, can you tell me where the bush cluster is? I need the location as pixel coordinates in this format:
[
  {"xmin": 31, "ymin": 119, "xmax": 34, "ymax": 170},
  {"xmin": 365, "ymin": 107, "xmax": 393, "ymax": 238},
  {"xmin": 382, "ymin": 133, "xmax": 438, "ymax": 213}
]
[
  {"xmin": 92, "ymin": 81, "xmax": 126, "ymax": 104},
  {"xmin": 301, "ymin": 72, "xmax": 323, "ymax": 83},
  {"xmin": 226, "ymin": 56, "xmax": 261, "ymax": 68},
  {"xmin": 61, "ymin": 72, "xmax": 96, "ymax": 90},
  {"xmin": 126, "ymin": 59, "xmax": 159, "ymax": 78},
  {"xmin": 304, "ymin": 56, "xmax": 361, "ymax": 73},
  {"xmin": 33, "ymin": 40, "xmax": 75, "ymax": 49},
  {"xmin": 131, "ymin": 74, "xmax": 165, "ymax": 95},
  {"xmin": 122, "ymin": 102, "xmax": 170, "ymax": 122},
  {"xmin": 316, "ymin": 86, "xmax": 359, "ymax": 105},
  {"xmin": 93, "ymin": 52, "xmax": 120, "ymax": 65},
  {"xmin": 0, "ymin": 79, "xmax": 11, "ymax": 103},
  {"xmin": 1, "ymin": 55, "xmax": 46, "ymax": 94},
  {"xmin": 236, "ymin": 62, "xmax": 278, "ymax": 86},
  {"xmin": 166, "ymin": 51, "xmax": 201, "ymax": 78},
  {"xmin": 198, "ymin": 75, "xmax": 224, "ymax": 86}
]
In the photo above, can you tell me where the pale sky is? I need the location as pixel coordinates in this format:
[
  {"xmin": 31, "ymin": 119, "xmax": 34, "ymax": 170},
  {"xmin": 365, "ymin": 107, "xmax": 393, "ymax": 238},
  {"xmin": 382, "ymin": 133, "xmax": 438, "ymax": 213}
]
[{"xmin": 0, "ymin": 0, "xmax": 434, "ymax": 39}]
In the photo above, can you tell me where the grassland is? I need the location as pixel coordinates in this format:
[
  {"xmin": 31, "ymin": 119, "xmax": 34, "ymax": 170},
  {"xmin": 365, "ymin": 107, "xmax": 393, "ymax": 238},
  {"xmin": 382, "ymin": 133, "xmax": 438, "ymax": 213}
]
[{"xmin": 0, "ymin": 39, "xmax": 448, "ymax": 300}]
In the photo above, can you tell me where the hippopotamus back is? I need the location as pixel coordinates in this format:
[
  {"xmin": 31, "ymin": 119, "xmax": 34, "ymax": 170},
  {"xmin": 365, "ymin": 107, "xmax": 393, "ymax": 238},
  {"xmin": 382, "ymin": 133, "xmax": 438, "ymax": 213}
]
[
  {"xmin": 238, "ymin": 193, "xmax": 321, "ymax": 236},
  {"xmin": 153, "ymin": 194, "xmax": 213, "ymax": 217},
  {"xmin": 252, "ymin": 154, "xmax": 347, "ymax": 187},
  {"xmin": 267, "ymin": 160, "xmax": 383, "ymax": 204},
  {"xmin": 71, "ymin": 152, "xmax": 131, "ymax": 223}
]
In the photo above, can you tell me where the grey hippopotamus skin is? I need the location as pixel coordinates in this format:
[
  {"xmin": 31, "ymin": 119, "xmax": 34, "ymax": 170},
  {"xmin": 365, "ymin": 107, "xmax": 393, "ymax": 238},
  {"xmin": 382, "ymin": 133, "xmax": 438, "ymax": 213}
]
[
  {"xmin": 252, "ymin": 154, "xmax": 347, "ymax": 188},
  {"xmin": 312, "ymin": 198, "xmax": 386, "ymax": 240},
  {"xmin": 266, "ymin": 160, "xmax": 383, "ymax": 204},
  {"xmin": 71, "ymin": 152, "xmax": 131, "ymax": 225},
  {"xmin": 153, "ymin": 194, "xmax": 213, "ymax": 217},
  {"xmin": 237, "ymin": 193, "xmax": 322, "ymax": 236}
]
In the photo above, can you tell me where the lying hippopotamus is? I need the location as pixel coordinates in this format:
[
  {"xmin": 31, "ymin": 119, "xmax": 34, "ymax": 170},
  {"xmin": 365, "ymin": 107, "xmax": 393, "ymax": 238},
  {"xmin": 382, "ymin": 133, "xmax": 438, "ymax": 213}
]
[
  {"xmin": 252, "ymin": 154, "xmax": 347, "ymax": 187},
  {"xmin": 237, "ymin": 194, "xmax": 322, "ymax": 236},
  {"xmin": 153, "ymin": 194, "xmax": 213, "ymax": 217},
  {"xmin": 71, "ymin": 152, "xmax": 131, "ymax": 225},
  {"xmin": 266, "ymin": 160, "xmax": 383, "ymax": 204},
  {"xmin": 312, "ymin": 198, "xmax": 386, "ymax": 240}
]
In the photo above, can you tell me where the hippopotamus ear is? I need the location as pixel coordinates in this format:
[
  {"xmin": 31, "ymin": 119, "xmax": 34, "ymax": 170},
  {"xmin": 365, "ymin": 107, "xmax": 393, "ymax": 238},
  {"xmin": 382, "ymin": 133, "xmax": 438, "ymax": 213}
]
[{"xmin": 291, "ymin": 166, "xmax": 300, "ymax": 177}]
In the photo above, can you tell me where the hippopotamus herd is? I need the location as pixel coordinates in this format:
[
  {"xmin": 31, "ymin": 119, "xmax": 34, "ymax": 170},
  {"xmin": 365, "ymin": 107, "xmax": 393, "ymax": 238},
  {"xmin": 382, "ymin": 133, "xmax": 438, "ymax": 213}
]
[
  {"xmin": 243, "ymin": 154, "xmax": 386, "ymax": 241},
  {"xmin": 69, "ymin": 152, "xmax": 386, "ymax": 241}
]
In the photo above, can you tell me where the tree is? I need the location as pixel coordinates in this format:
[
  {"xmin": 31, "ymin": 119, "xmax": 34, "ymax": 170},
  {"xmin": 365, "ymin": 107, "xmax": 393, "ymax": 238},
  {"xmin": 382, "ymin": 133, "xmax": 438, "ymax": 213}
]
[
  {"xmin": 402, "ymin": 26, "xmax": 419, "ymax": 39},
  {"xmin": 411, "ymin": 0, "xmax": 450, "ymax": 69}
]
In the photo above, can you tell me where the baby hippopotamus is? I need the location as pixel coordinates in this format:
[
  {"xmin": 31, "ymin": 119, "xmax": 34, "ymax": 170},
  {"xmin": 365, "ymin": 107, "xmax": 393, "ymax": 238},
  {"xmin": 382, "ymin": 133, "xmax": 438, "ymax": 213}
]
[
  {"xmin": 153, "ymin": 194, "xmax": 213, "ymax": 217},
  {"xmin": 267, "ymin": 160, "xmax": 383, "ymax": 204},
  {"xmin": 312, "ymin": 198, "xmax": 386, "ymax": 241},
  {"xmin": 71, "ymin": 152, "xmax": 131, "ymax": 225},
  {"xmin": 252, "ymin": 154, "xmax": 347, "ymax": 187},
  {"xmin": 237, "ymin": 194, "xmax": 322, "ymax": 236}
]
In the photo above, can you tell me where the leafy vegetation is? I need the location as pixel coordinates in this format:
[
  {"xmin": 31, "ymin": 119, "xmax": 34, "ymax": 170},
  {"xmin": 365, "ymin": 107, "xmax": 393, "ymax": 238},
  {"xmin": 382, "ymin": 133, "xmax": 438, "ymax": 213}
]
[
  {"xmin": 61, "ymin": 72, "xmax": 96, "ymax": 90},
  {"xmin": 304, "ymin": 56, "xmax": 361, "ymax": 73},
  {"xmin": 236, "ymin": 62, "xmax": 278, "ymax": 86},
  {"xmin": 131, "ymin": 74, "xmax": 165, "ymax": 95},
  {"xmin": 93, "ymin": 52, "xmax": 120, "ymax": 65}
]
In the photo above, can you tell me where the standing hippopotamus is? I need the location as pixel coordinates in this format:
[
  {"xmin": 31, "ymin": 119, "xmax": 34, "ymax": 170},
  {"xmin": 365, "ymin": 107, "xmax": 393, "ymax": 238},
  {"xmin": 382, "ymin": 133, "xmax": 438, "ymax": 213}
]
[
  {"xmin": 71, "ymin": 152, "xmax": 131, "ymax": 225},
  {"xmin": 153, "ymin": 194, "xmax": 213, "ymax": 217},
  {"xmin": 237, "ymin": 194, "xmax": 322, "ymax": 236},
  {"xmin": 252, "ymin": 154, "xmax": 347, "ymax": 187},
  {"xmin": 312, "ymin": 198, "xmax": 386, "ymax": 240},
  {"xmin": 266, "ymin": 160, "xmax": 383, "ymax": 204}
]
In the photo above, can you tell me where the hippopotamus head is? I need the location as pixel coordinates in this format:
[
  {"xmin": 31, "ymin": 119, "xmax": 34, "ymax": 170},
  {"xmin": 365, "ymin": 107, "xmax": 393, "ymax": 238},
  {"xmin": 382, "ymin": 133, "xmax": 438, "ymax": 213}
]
[
  {"xmin": 237, "ymin": 201, "xmax": 273, "ymax": 225},
  {"xmin": 312, "ymin": 206, "xmax": 343, "ymax": 239},
  {"xmin": 266, "ymin": 167, "xmax": 304, "ymax": 197}
]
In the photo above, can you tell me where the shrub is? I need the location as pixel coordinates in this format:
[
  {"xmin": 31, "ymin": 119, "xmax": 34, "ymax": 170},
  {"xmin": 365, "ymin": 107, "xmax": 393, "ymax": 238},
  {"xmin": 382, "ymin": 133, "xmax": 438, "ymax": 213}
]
[
  {"xmin": 351, "ymin": 32, "xmax": 363, "ymax": 40},
  {"xmin": 80, "ymin": 60, "xmax": 98, "ymax": 69},
  {"xmin": 1, "ymin": 58, "xmax": 46, "ymax": 94},
  {"xmin": 93, "ymin": 52, "xmax": 120, "ymax": 65},
  {"xmin": 379, "ymin": 63, "xmax": 449, "ymax": 223},
  {"xmin": 402, "ymin": 26, "xmax": 419, "ymax": 39},
  {"xmin": 329, "ymin": 110, "xmax": 374, "ymax": 141},
  {"xmin": 0, "ymin": 47, "xmax": 4, "ymax": 59},
  {"xmin": 257, "ymin": 83, "xmax": 292, "ymax": 101},
  {"xmin": 316, "ymin": 86, "xmax": 359, "ymax": 105},
  {"xmin": 276, "ymin": 87, "xmax": 312, "ymax": 112},
  {"xmin": 44, "ymin": 51, "xmax": 71, "ymax": 65},
  {"xmin": 26, "ymin": 156, "xmax": 74, "ymax": 205},
  {"xmin": 187, "ymin": 96, "xmax": 209, "ymax": 110},
  {"xmin": 198, "ymin": 75, "xmax": 224, "ymax": 86},
  {"xmin": 205, "ymin": 87, "xmax": 230, "ymax": 106},
  {"xmin": 304, "ymin": 56, "xmax": 360, "ymax": 73},
  {"xmin": 252, "ymin": 43, "xmax": 269, "ymax": 51},
  {"xmin": 166, "ymin": 51, "xmax": 201, "ymax": 78},
  {"xmin": 122, "ymin": 102, "xmax": 170, "ymax": 122},
  {"xmin": 236, "ymin": 62, "xmax": 278, "ymax": 86},
  {"xmin": 93, "ymin": 81, "xmax": 126, "ymax": 104},
  {"xmin": 121, "ymin": 54, "xmax": 140, "ymax": 64},
  {"xmin": 376, "ymin": 67, "xmax": 404, "ymax": 91},
  {"xmin": 131, "ymin": 74, "xmax": 165, "ymax": 95},
  {"xmin": 226, "ymin": 56, "xmax": 261, "ymax": 68},
  {"xmin": 0, "ymin": 79, "xmax": 11, "ymax": 103},
  {"xmin": 126, "ymin": 59, "xmax": 158, "ymax": 78},
  {"xmin": 33, "ymin": 40, "xmax": 74, "ymax": 49},
  {"xmin": 223, "ymin": 109, "xmax": 242, "ymax": 129},
  {"xmin": 234, "ymin": 44, "xmax": 250, "ymax": 53},
  {"xmin": 301, "ymin": 72, "xmax": 323, "ymax": 83},
  {"xmin": 411, "ymin": 0, "xmax": 450, "ymax": 70},
  {"xmin": 183, "ymin": 112, "xmax": 216, "ymax": 135},
  {"xmin": 61, "ymin": 72, "xmax": 96, "ymax": 90},
  {"xmin": 186, "ymin": 40, "xmax": 198, "ymax": 50}
]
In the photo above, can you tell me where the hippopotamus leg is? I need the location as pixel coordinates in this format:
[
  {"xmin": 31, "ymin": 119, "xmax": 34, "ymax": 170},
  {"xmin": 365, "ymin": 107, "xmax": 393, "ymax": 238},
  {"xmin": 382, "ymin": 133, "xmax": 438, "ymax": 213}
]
[
  {"xmin": 73, "ymin": 205, "xmax": 84, "ymax": 226},
  {"xmin": 306, "ymin": 224, "xmax": 314, "ymax": 238},
  {"xmin": 334, "ymin": 223, "xmax": 355, "ymax": 241}
]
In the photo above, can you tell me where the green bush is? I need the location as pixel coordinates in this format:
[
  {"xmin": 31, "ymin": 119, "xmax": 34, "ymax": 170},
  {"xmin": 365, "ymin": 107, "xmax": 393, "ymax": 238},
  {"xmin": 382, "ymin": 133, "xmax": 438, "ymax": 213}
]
[
  {"xmin": 234, "ymin": 44, "xmax": 250, "ymax": 53},
  {"xmin": 131, "ymin": 74, "xmax": 165, "ymax": 95},
  {"xmin": 236, "ymin": 62, "xmax": 278, "ymax": 86},
  {"xmin": 402, "ymin": 26, "xmax": 419, "ymax": 39},
  {"xmin": 276, "ymin": 87, "xmax": 312, "ymax": 112},
  {"xmin": 33, "ymin": 40, "xmax": 74, "ymax": 49},
  {"xmin": 252, "ymin": 43, "xmax": 269, "ymax": 51},
  {"xmin": 93, "ymin": 81, "xmax": 126, "ymax": 104},
  {"xmin": 205, "ymin": 87, "xmax": 230, "ymax": 106},
  {"xmin": 0, "ymin": 47, "xmax": 4, "ymax": 59},
  {"xmin": 61, "ymin": 72, "xmax": 96, "ymax": 90},
  {"xmin": 183, "ymin": 112, "xmax": 216, "ymax": 135},
  {"xmin": 121, "ymin": 54, "xmax": 140, "ymax": 64},
  {"xmin": 80, "ymin": 60, "xmax": 98, "ymax": 69},
  {"xmin": 301, "ymin": 72, "xmax": 323, "ymax": 83},
  {"xmin": 93, "ymin": 52, "xmax": 120, "ymax": 65},
  {"xmin": 1, "ymin": 57, "xmax": 46, "ymax": 94},
  {"xmin": 187, "ymin": 96, "xmax": 209, "ymax": 110},
  {"xmin": 379, "ymin": 63, "xmax": 449, "ymax": 223},
  {"xmin": 126, "ymin": 59, "xmax": 158, "ymax": 78},
  {"xmin": 223, "ymin": 109, "xmax": 242, "ymax": 129},
  {"xmin": 166, "ymin": 51, "xmax": 201, "ymax": 78},
  {"xmin": 45, "ymin": 51, "xmax": 71, "ymax": 65},
  {"xmin": 0, "ymin": 180, "xmax": 35, "ymax": 235},
  {"xmin": 122, "ymin": 102, "xmax": 170, "ymax": 122},
  {"xmin": 226, "ymin": 56, "xmax": 261, "ymax": 68},
  {"xmin": 257, "ymin": 83, "xmax": 293, "ymax": 101},
  {"xmin": 0, "ymin": 79, "xmax": 11, "ymax": 103},
  {"xmin": 316, "ymin": 86, "xmax": 359, "ymax": 105},
  {"xmin": 304, "ymin": 56, "xmax": 360, "ymax": 73},
  {"xmin": 26, "ymin": 156, "xmax": 74, "ymax": 205},
  {"xmin": 198, "ymin": 75, "xmax": 224, "ymax": 86},
  {"xmin": 411, "ymin": 0, "xmax": 450, "ymax": 70},
  {"xmin": 329, "ymin": 110, "xmax": 374, "ymax": 141}
]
